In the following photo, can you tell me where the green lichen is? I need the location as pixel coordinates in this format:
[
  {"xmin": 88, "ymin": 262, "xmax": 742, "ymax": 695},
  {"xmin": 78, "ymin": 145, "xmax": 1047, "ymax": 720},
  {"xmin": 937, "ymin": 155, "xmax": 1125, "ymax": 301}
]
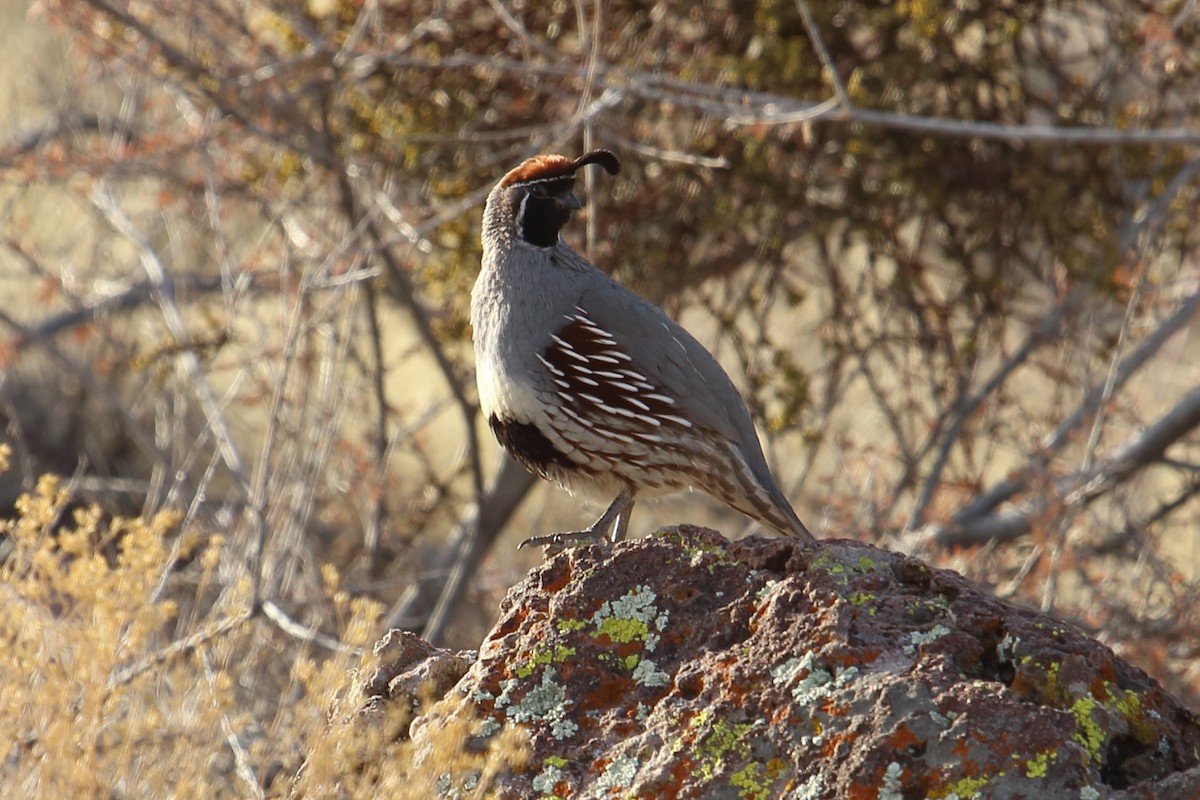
[
  {"xmin": 694, "ymin": 718, "xmax": 758, "ymax": 781},
  {"xmin": 1071, "ymin": 696, "xmax": 1105, "ymax": 762},
  {"xmin": 848, "ymin": 591, "xmax": 874, "ymax": 607},
  {"xmin": 516, "ymin": 644, "xmax": 577, "ymax": 678},
  {"xmin": 854, "ymin": 555, "xmax": 881, "ymax": 572},
  {"xmin": 938, "ymin": 774, "xmax": 991, "ymax": 798},
  {"xmin": 597, "ymin": 615, "xmax": 650, "ymax": 644},
  {"xmin": 555, "ymin": 617, "xmax": 587, "ymax": 633},
  {"xmin": 810, "ymin": 552, "xmax": 846, "ymax": 576},
  {"xmin": 1023, "ymin": 749, "xmax": 1056, "ymax": 778},
  {"xmin": 592, "ymin": 585, "xmax": 668, "ymax": 649},
  {"xmin": 730, "ymin": 760, "xmax": 782, "ymax": 800}
]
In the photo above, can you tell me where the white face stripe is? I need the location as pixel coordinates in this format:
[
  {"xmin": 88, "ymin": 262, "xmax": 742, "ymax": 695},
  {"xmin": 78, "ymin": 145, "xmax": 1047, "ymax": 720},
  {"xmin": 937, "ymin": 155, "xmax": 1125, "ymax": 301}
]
[
  {"xmin": 515, "ymin": 191, "xmax": 530, "ymax": 240},
  {"xmin": 511, "ymin": 174, "xmax": 576, "ymax": 189}
]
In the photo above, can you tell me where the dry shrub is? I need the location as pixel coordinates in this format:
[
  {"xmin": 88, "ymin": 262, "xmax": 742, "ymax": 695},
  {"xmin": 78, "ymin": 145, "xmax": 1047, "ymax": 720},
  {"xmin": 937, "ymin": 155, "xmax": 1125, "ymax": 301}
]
[{"xmin": 0, "ymin": 445, "xmax": 525, "ymax": 798}]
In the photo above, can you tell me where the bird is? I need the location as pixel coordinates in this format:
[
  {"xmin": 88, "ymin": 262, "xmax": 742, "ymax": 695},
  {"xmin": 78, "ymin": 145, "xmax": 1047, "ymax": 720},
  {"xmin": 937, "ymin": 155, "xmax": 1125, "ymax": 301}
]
[{"xmin": 471, "ymin": 149, "xmax": 815, "ymax": 548}]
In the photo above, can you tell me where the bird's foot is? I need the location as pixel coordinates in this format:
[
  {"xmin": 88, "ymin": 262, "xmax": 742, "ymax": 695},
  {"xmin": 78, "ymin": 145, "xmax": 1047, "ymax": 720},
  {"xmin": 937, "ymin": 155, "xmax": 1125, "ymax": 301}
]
[
  {"xmin": 517, "ymin": 528, "xmax": 609, "ymax": 552},
  {"xmin": 517, "ymin": 489, "xmax": 636, "ymax": 554}
]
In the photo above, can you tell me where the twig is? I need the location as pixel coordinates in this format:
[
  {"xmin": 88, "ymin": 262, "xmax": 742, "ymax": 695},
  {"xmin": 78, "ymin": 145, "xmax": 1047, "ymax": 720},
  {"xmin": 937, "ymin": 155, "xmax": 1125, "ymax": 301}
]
[
  {"xmin": 935, "ymin": 383, "xmax": 1200, "ymax": 547},
  {"xmin": 89, "ymin": 185, "xmax": 253, "ymax": 496},
  {"xmin": 106, "ymin": 607, "xmax": 253, "ymax": 689},
  {"xmin": 388, "ymin": 455, "xmax": 535, "ymax": 638},
  {"xmin": 361, "ymin": 282, "xmax": 390, "ymax": 565},
  {"xmin": 904, "ymin": 293, "xmax": 1080, "ymax": 531},
  {"xmin": 261, "ymin": 600, "xmax": 361, "ymax": 654},
  {"xmin": 793, "ymin": 0, "xmax": 852, "ymax": 108},
  {"xmin": 1068, "ymin": 384, "xmax": 1200, "ymax": 505},
  {"xmin": 376, "ymin": 52, "xmax": 1200, "ymax": 145},
  {"xmin": 947, "ymin": 287, "xmax": 1200, "ymax": 529},
  {"xmin": 200, "ymin": 650, "xmax": 266, "ymax": 800}
]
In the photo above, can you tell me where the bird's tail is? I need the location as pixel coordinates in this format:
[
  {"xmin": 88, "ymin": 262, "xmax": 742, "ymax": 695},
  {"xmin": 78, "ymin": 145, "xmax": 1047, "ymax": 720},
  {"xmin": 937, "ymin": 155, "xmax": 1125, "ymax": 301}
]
[{"xmin": 715, "ymin": 444, "xmax": 816, "ymax": 541}]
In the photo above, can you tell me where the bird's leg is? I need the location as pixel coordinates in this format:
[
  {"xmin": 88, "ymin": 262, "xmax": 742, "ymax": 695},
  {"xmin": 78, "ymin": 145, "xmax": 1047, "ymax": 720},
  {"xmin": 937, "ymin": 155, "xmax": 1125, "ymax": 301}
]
[
  {"xmin": 518, "ymin": 489, "xmax": 636, "ymax": 550},
  {"xmin": 610, "ymin": 493, "xmax": 636, "ymax": 543}
]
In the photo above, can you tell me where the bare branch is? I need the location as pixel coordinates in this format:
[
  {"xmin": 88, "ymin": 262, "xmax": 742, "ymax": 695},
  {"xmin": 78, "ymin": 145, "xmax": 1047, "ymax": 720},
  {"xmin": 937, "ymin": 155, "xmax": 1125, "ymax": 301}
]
[
  {"xmin": 793, "ymin": 0, "xmax": 852, "ymax": 109},
  {"xmin": 933, "ymin": 383, "xmax": 1200, "ymax": 547}
]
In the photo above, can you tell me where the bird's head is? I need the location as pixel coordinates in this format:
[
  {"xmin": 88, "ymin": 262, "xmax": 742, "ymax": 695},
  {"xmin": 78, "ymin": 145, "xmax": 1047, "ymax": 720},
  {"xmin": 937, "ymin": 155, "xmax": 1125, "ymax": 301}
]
[{"xmin": 486, "ymin": 150, "xmax": 620, "ymax": 248}]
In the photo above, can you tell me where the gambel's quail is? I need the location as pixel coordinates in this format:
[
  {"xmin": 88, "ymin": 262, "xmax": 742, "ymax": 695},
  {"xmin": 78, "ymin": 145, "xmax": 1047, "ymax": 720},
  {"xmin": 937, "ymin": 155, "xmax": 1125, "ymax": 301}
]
[{"xmin": 471, "ymin": 150, "xmax": 815, "ymax": 547}]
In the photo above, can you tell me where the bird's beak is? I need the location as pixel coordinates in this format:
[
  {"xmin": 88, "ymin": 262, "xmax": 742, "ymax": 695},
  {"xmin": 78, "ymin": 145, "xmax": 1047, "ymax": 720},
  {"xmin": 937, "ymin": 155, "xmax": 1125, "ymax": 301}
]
[{"xmin": 557, "ymin": 192, "xmax": 583, "ymax": 210}]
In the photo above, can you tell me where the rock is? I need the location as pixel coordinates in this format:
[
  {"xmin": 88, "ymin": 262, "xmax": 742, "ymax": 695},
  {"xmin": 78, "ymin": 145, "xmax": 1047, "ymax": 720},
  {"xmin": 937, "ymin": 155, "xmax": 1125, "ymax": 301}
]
[{"xmin": 385, "ymin": 526, "xmax": 1200, "ymax": 798}]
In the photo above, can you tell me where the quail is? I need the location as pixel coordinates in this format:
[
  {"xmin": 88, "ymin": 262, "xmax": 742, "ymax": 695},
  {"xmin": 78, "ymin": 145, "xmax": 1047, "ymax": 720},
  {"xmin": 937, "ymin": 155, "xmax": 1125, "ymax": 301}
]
[{"xmin": 471, "ymin": 150, "xmax": 815, "ymax": 547}]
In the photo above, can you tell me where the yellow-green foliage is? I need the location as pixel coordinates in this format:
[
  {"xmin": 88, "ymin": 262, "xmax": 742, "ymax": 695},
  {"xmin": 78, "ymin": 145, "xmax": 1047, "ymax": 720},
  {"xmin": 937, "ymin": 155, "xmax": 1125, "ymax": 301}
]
[{"xmin": 0, "ymin": 457, "xmax": 525, "ymax": 798}]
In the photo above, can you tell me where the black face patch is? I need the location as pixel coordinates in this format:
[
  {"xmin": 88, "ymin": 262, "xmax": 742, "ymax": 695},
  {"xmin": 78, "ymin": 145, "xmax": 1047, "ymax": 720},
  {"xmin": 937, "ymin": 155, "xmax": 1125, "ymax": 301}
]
[
  {"xmin": 513, "ymin": 177, "xmax": 576, "ymax": 247},
  {"xmin": 489, "ymin": 416, "xmax": 575, "ymax": 477}
]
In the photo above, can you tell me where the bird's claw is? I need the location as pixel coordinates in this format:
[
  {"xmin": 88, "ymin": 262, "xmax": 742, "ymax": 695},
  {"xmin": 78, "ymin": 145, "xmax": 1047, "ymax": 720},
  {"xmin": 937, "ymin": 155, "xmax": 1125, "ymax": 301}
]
[{"xmin": 517, "ymin": 529, "xmax": 609, "ymax": 552}]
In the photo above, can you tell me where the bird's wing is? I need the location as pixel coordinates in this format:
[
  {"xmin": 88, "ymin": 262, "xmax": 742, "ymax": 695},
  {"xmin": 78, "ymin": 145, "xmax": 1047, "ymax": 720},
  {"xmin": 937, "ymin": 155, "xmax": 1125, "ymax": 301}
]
[{"xmin": 569, "ymin": 273, "xmax": 750, "ymax": 445}]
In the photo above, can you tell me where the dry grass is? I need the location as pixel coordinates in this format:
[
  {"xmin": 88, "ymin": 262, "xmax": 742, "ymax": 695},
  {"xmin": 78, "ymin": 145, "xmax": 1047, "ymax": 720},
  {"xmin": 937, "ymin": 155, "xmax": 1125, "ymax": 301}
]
[{"xmin": 0, "ymin": 444, "xmax": 526, "ymax": 799}]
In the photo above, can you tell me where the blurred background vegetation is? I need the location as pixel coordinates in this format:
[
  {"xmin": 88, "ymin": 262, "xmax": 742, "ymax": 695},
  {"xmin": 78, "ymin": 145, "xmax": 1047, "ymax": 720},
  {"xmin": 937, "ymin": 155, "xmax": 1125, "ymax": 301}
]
[{"xmin": 1, "ymin": 0, "xmax": 1198, "ymax": 794}]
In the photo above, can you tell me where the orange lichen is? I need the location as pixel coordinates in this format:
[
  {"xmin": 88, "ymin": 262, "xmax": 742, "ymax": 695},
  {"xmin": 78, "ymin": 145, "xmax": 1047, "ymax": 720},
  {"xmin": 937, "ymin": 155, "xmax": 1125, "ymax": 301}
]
[{"xmin": 891, "ymin": 724, "xmax": 921, "ymax": 751}]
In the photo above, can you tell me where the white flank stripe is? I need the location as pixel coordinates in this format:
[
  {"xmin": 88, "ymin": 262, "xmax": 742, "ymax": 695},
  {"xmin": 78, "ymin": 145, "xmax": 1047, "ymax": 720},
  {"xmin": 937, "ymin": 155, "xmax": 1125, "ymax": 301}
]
[
  {"xmin": 643, "ymin": 393, "xmax": 677, "ymax": 405},
  {"xmin": 623, "ymin": 396, "xmax": 651, "ymax": 412},
  {"xmin": 660, "ymin": 414, "xmax": 693, "ymax": 428},
  {"xmin": 558, "ymin": 347, "xmax": 592, "ymax": 365},
  {"xmin": 595, "ymin": 427, "xmax": 635, "ymax": 443},
  {"xmin": 578, "ymin": 393, "xmax": 620, "ymax": 415},
  {"xmin": 536, "ymin": 353, "xmax": 566, "ymax": 377}
]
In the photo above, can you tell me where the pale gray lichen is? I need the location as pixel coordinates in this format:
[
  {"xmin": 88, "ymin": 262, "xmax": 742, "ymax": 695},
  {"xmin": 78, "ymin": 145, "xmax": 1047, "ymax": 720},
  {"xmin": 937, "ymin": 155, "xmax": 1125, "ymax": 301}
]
[
  {"xmin": 595, "ymin": 753, "xmax": 639, "ymax": 790},
  {"xmin": 904, "ymin": 624, "xmax": 952, "ymax": 655},
  {"xmin": 496, "ymin": 669, "xmax": 578, "ymax": 740},
  {"xmin": 531, "ymin": 762, "xmax": 566, "ymax": 793},
  {"xmin": 996, "ymin": 632, "xmax": 1021, "ymax": 665},
  {"xmin": 772, "ymin": 651, "xmax": 860, "ymax": 707},
  {"xmin": 632, "ymin": 656, "xmax": 671, "ymax": 687},
  {"xmin": 793, "ymin": 773, "xmax": 824, "ymax": 800},
  {"xmin": 877, "ymin": 761, "xmax": 905, "ymax": 800}
]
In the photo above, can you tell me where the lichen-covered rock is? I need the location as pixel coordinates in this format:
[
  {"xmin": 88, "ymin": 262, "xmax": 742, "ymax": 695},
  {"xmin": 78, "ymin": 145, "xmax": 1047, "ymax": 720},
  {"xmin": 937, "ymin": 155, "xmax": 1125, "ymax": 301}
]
[{"xmin": 414, "ymin": 526, "xmax": 1200, "ymax": 799}]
